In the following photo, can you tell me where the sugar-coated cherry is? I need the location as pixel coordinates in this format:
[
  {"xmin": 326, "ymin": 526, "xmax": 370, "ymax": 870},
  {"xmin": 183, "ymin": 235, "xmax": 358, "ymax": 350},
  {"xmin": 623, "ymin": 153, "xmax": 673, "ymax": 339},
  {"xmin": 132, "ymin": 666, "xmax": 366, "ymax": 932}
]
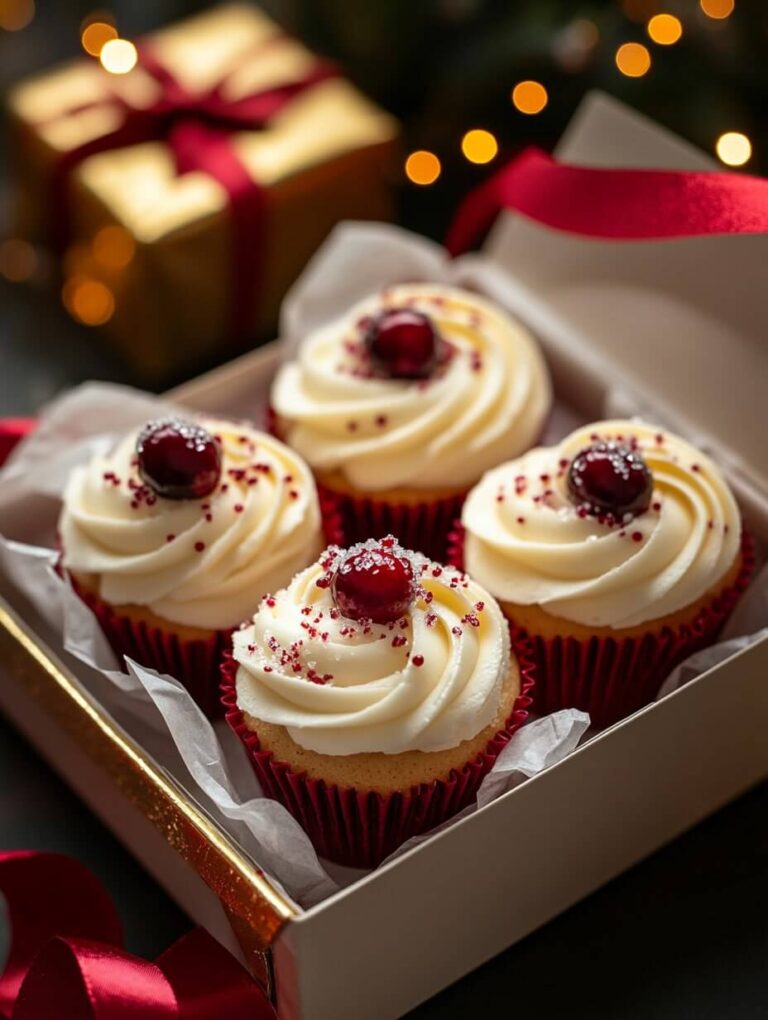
[
  {"xmin": 332, "ymin": 542, "xmax": 415, "ymax": 623},
  {"xmin": 365, "ymin": 308, "xmax": 439, "ymax": 379},
  {"xmin": 567, "ymin": 441, "xmax": 652, "ymax": 519},
  {"xmin": 136, "ymin": 418, "xmax": 221, "ymax": 500}
]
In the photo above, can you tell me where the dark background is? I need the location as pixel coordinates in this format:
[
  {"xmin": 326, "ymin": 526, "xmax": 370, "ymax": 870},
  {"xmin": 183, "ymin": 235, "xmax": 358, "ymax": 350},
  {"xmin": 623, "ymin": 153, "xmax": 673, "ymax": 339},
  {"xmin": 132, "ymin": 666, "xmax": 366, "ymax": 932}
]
[{"xmin": 2, "ymin": 1, "xmax": 768, "ymax": 1016}]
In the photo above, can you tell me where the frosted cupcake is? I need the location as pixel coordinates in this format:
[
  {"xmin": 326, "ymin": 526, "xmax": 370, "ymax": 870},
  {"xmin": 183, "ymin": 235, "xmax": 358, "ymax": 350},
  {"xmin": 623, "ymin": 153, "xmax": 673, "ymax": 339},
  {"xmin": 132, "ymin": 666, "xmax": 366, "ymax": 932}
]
[
  {"xmin": 271, "ymin": 284, "xmax": 551, "ymax": 560},
  {"xmin": 60, "ymin": 416, "xmax": 329, "ymax": 716},
  {"xmin": 221, "ymin": 536, "xmax": 533, "ymax": 866},
  {"xmin": 455, "ymin": 420, "xmax": 753, "ymax": 728}
]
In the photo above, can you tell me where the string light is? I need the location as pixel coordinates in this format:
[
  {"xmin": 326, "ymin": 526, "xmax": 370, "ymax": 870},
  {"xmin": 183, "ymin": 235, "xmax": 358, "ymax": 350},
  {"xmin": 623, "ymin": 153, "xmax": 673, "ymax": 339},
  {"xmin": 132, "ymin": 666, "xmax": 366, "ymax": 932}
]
[
  {"xmin": 511, "ymin": 80, "xmax": 548, "ymax": 115},
  {"xmin": 404, "ymin": 151, "xmax": 441, "ymax": 186},
  {"xmin": 615, "ymin": 42, "xmax": 652, "ymax": 77},
  {"xmin": 700, "ymin": 0, "xmax": 734, "ymax": 19},
  {"xmin": 647, "ymin": 13, "xmax": 683, "ymax": 44},
  {"xmin": 63, "ymin": 277, "xmax": 115, "ymax": 326},
  {"xmin": 99, "ymin": 37, "xmax": 137, "ymax": 74},
  {"xmin": 461, "ymin": 129, "xmax": 498, "ymax": 164},
  {"xmin": 81, "ymin": 19, "xmax": 117, "ymax": 57},
  {"xmin": 0, "ymin": 239, "xmax": 37, "ymax": 282},
  {"xmin": 716, "ymin": 131, "xmax": 751, "ymax": 166},
  {"xmin": 0, "ymin": 0, "xmax": 34, "ymax": 31},
  {"xmin": 92, "ymin": 225, "xmax": 135, "ymax": 269}
]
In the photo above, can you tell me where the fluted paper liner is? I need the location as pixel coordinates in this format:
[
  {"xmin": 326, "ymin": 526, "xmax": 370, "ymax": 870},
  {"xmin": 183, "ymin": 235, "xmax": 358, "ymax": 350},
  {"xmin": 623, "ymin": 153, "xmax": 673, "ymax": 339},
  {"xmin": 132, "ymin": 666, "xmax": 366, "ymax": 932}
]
[
  {"xmin": 448, "ymin": 522, "xmax": 756, "ymax": 729},
  {"xmin": 221, "ymin": 649, "xmax": 535, "ymax": 868}
]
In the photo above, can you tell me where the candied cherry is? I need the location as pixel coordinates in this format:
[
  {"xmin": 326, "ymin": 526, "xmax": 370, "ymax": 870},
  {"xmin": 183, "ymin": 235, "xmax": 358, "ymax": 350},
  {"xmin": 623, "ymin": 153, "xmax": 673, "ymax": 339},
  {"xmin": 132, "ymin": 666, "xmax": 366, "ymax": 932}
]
[
  {"xmin": 136, "ymin": 418, "xmax": 221, "ymax": 500},
  {"xmin": 567, "ymin": 440, "xmax": 652, "ymax": 519},
  {"xmin": 331, "ymin": 541, "xmax": 415, "ymax": 623},
  {"xmin": 365, "ymin": 308, "xmax": 439, "ymax": 379}
]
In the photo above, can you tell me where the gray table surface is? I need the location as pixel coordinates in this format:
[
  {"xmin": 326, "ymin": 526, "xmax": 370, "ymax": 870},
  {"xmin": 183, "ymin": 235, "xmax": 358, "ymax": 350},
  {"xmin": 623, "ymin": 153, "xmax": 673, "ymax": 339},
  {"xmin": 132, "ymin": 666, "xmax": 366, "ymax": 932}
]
[{"xmin": 1, "ymin": 274, "xmax": 767, "ymax": 1018}]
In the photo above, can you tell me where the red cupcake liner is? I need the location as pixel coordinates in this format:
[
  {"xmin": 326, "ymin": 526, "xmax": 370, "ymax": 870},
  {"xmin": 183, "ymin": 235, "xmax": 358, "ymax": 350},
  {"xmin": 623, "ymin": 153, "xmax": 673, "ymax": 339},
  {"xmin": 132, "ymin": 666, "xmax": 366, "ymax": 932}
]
[
  {"xmin": 221, "ymin": 650, "xmax": 535, "ymax": 868},
  {"xmin": 448, "ymin": 521, "xmax": 756, "ymax": 730},
  {"xmin": 70, "ymin": 576, "xmax": 232, "ymax": 719},
  {"xmin": 317, "ymin": 483, "xmax": 466, "ymax": 563}
]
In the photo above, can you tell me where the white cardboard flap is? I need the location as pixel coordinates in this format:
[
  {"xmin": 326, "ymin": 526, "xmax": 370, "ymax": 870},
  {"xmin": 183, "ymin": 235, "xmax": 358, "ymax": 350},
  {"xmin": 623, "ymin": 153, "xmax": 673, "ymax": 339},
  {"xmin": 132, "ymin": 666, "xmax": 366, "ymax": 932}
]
[{"xmin": 486, "ymin": 92, "xmax": 768, "ymax": 500}]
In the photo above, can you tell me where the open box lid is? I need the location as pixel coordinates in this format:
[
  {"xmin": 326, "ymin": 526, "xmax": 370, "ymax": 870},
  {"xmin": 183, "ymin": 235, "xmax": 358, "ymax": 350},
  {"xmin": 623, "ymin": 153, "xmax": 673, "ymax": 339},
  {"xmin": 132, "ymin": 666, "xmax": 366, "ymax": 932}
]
[{"xmin": 482, "ymin": 92, "xmax": 768, "ymax": 510}]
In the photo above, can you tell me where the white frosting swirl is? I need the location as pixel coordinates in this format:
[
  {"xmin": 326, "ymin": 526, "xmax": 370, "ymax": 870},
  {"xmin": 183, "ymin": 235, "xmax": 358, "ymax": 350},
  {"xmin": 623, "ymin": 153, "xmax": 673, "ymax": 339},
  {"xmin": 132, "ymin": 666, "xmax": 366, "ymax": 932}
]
[
  {"xmin": 462, "ymin": 420, "xmax": 741, "ymax": 629},
  {"xmin": 233, "ymin": 544, "xmax": 511, "ymax": 755},
  {"xmin": 271, "ymin": 284, "xmax": 552, "ymax": 491},
  {"xmin": 60, "ymin": 418, "xmax": 323, "ymax": 629}
]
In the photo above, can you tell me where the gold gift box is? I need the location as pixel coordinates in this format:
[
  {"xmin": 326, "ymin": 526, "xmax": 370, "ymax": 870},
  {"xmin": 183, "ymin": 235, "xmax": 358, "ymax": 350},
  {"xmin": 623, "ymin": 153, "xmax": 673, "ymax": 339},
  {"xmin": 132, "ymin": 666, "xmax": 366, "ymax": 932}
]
[{"xmin": 7, "ymin": 4, "xmax": 399, "ymax": 383}]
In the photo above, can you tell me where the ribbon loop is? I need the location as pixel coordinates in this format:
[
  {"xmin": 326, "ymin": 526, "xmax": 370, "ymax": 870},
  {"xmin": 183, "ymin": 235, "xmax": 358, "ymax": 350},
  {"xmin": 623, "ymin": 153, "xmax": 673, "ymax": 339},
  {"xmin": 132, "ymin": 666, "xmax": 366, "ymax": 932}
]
[
  {"xmin": 13, "ymin": 939, "xmax": 177, "ymax": 1020},
  {"xmin": 0, "ymin": 852, "xmax": 275, "ymax": 1019}
]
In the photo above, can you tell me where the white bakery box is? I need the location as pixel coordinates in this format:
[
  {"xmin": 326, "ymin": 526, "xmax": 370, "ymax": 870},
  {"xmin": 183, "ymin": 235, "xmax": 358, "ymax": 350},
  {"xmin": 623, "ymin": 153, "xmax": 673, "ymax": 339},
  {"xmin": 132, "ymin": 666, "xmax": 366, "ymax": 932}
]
[{"xmin": 0, "ymin": 93, "xmax": 766, "ymax": 1019}]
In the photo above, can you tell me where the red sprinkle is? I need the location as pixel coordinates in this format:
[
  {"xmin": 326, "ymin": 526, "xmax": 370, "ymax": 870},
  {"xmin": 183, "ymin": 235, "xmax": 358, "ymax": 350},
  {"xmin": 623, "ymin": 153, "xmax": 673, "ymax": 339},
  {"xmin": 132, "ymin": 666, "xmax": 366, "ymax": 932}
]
[
  {"xmin": 631, "ymin": 531, "xmax": 643, "ymax": 543},
  {"xmin": 166, "ymin": 534, "xmax": 175, "ymax": 543},
  {"xmin": 194, "ymin": 541, "xmax": 205, "ymax": 552},
  {"xmin": 234, "ymin": 504, "xmax": 244, "ymax": 513},
  {"xmin": 375, "ymin": 415, "xmax": 388, "ymax": 427},
  {"xmin": 412, "ymin": 654, "xmax": 424, "ymax": 667}
]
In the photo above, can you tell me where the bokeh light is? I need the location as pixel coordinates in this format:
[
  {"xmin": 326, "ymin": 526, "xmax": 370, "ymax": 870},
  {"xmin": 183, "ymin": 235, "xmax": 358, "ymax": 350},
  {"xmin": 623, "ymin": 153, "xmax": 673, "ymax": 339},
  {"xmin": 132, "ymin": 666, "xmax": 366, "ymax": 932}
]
[
  {"xmin": 99, "ymin": 38, "xmax": 137, "ymax": 74},
  {"xmin": 0, "ymin": 239, "xmax": 37, "ymax": 282},
  {"xmin": 716, "ymin": 131, "xmax": 752, "ymax": 166},
  {"xmin": 461, "ymin": 129, "xmax": 498, "ymax": 164},
  {"xmin": 615, "ymin": 42, "xmax": 652, "ymax": 77},
  {"xmin": 0, "ymin": 0, "xmax": 34, "ymax": 31},
  {"xmin": 63, "ymin": 277, "xmax": 115, "ymax": 326},
  {"xmin": 511, "ymin": 80, "xmax": 548, "ymax": 115},
  {"xmin": 81, "ymin": 20, "xmax": 117, "ymax": 57},
  {"xmin": 92, "ymin": 225, "xmax": 136, "ymax": 269},
  {"xmin": 647, "ymin": 14, "xmax": 683, "ymax": 44},
  {"xmin": 700, "ymin": 0, "xmax": 734, "ymax": 19},
  {"xmin": 404, "ymin": 150, "xmax": 441, "ymax": 186}
]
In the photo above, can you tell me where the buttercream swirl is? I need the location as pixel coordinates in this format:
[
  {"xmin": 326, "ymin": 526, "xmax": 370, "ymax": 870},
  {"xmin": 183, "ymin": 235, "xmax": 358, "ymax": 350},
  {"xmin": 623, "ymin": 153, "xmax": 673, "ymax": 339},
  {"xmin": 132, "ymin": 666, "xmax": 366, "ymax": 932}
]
[
  {"xmin": 233, "ymin": 544, "xmax": 511, "ymax": 755},
  {"xmin": 462, "ymin": 420, "xmax": 741, "ymax": 629},
  {"xmin": 60, "ymin": 418, "xmax": 323, "ymax": 629},
  {"xmin": 271, "ymin": 284, "xmax": 552, "ymax": 491}
]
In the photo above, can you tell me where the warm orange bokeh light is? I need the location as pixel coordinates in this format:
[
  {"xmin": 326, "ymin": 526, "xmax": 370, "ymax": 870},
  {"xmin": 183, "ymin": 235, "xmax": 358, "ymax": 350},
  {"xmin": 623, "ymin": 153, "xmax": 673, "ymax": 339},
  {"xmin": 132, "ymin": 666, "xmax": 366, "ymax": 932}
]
[
  {"xmin": 647, "ymin": 13, "xmax": 683, "ymax": 44},
  {"xmin": 99, "ymin": 37, "xmax": 137, "ymax": 74},
  {"xmin": 64, "ymin": 278, "xmax": 115, "ymax": 326},
  {"xmin": 700, "ymin": 0, "xmax": 734, "ymax": 19},
  {"xmin": 511, "ymin": 80, "xmax": 548, "ymax": 115},
  {"xmin": 81, "ymin": 20, "xmax": 117, "ymax": 57},
  {"xmin": 92, "ymin": 225, "xmax": 136, "ymax": 269},
  {"xmin": 461, "ymin": 129, "xmax": 498, "ymax": 165},
  {"xmin": 0, "ymin": 0, "xmax": 34, "ymax": 31},
  {"xmin": 615, "ymin": 42, "xmax": 652, "ymax": 77},
  {"xmin": 0, "ymin": 239, "xmax": 37, "ymax": 282},
  {"xmin": 404, "ymin": 150, "xmax": 442, "ymax": 186}
]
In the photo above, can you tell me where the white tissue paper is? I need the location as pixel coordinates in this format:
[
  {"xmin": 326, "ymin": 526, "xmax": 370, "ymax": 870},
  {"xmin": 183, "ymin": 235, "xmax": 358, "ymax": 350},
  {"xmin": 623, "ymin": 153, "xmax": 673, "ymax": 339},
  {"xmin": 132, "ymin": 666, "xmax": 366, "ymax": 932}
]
[{"xmin": 0, "ymin": 224, "xmax": 765, "ymax": 911}]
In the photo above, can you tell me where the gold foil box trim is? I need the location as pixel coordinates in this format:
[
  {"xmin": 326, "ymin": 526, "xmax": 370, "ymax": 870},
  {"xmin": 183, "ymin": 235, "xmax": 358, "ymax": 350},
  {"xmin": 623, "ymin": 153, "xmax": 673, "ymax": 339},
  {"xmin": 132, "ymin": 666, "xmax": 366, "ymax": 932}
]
[{"xmin": 0, "ymin": 599, "xmax": 299, "ymax": 950}]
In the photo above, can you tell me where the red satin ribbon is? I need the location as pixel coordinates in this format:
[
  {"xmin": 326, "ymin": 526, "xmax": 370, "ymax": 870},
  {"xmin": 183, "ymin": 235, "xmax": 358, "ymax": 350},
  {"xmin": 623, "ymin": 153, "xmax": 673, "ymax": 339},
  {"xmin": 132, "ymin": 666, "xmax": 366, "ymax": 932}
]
[
  {"xmin": 47, "ymin": 40, "xmax": 337, "ymax": 340},
  {"xmin": 446, "ymin": 146, "xmax": 768, "ymax": 255},
  {"xmin": 0, "ymin": 419, "xmax": 35, "ymax": 466},
  {"xmin": 0, "ymin": 851, "xmax": 274, "ymax": 1019}
]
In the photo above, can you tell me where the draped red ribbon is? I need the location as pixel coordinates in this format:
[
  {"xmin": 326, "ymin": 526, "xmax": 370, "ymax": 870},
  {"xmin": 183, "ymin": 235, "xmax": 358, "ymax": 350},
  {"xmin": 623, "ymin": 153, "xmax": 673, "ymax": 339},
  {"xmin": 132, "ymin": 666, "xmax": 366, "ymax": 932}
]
[
  {"xmin": 445, "ymin": 145, "xmax": 768, "ymax": 254},
  {"xmin": 47, "ymin": 40, "xmax": 337, "ymax": 339},
  {"xmin": 0, "ymin": 851, "xmax": 275, "ymax": 1019}
]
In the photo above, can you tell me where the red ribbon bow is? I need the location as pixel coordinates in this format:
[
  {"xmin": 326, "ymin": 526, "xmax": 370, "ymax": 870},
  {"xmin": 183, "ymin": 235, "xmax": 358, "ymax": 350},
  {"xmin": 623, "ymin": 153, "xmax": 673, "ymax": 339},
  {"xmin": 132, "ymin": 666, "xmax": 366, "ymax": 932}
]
[
  {"xmin": 446, "ymin": 145, "xmax": 768, "ymax": 254},
  {"xmin": 0, "ymin": 851, "xmax": 275, "ymax": 1019},
  {"xmin": 49, "ymin": 39, "xmax": 337, "ymax": 339}
]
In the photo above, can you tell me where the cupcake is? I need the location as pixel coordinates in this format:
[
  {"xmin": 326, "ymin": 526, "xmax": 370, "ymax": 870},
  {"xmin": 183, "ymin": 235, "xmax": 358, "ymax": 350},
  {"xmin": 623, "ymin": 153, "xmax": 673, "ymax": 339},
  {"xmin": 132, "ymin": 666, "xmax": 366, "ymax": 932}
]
[
  {"xmin": 455, "ymin": 420, "xmax": 753, "ymax": 729},
  {"xmin": 271, "ymin": 284, "xmax": 552, "ymax": 560},
  {"xmin": 221, "ymin": 536, "xmax": 533, "ymax": 867},
  {"xmin": 60, "ymin": 416, "xmax": 330, "ymax": 716}
]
